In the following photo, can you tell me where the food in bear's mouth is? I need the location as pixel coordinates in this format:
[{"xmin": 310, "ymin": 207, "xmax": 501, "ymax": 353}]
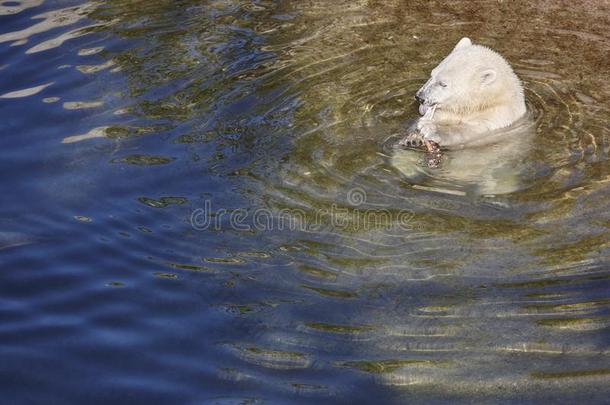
[
  {"xmin": 424, "ymin": 140, "xmax": 442, "ymax": 168},
  {"xmin": 419, "ymin": 104, "xmax": 428, "ymax": 116},
  {"xmin": 424, "ymin": 140, "xmax": 440, "ymax": 153},
  {"xmin": 395, "ymin": 131, "xmax": 442, "ymax": 167},
  {"xmin": 422, "ymin": 104, "xmax": 437, "ymax": 120},
  {"xmin": 419, "ymin": 103, "xmax": 436, "ymax": 116}
]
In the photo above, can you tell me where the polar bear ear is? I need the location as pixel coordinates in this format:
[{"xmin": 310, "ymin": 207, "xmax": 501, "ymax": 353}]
[
  {"xmin": 480, "ymin": 69, "xmax": 497, "ymax": 86},
  {"xmin": 453, "ymin": 37, "xmax": 472, "ymax": 51}
]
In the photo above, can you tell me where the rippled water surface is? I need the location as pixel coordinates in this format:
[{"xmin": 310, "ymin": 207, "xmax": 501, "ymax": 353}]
[{"xmin": 1, "ymin": 0, "xmax": 609, "ymax": 403}]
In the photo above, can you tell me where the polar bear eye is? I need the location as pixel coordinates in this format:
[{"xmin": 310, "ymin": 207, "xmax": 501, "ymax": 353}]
[{"xmin": 438, "ymin": 81, "xmax": 448, "ymax": 88}]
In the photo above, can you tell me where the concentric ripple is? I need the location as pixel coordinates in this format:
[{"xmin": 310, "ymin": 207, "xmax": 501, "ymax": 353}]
[{"xmin": 0, "ymin": 0, "xmax": 608, "ymax": 403}]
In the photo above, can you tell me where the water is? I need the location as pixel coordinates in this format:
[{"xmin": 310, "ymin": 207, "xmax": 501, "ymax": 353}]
[{"xmin": 1, "ymin": 0, "xmax": 609, "ymax": 403}]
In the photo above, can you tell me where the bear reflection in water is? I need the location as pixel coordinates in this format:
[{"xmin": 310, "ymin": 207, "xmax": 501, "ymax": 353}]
[{"xmin": 391, "ymin": 114, "xmax": 536, "ymax": 196}]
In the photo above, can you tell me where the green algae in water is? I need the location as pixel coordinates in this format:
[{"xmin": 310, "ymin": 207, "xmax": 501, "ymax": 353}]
[
  {"xmin": 106, "ymin": 281, "xmax": 125, "ymax": 287},
  {"xmin": 203, "ymin": 257, "xmax": 246, "ymax": 265},
  {"xmin": 244, "ymin": 347, "xmax": 305, "ymax": 358},
  {"xmin": 302, "ymin": 285, "xmax": 358, "ymax": 298},
  {"xmin": 524, "ymin": 298, "xmax": 610, "ymax": 312},
  {"xmin": 297, "ymin": 265, "xmax": 338, "ymax": 280},
  {"xmin": 173, "ymin": 132, "xmax": 215, "ymax": 144},
  {"xmin": 232, "ymin": 305, "xmax": 254, "ymax": 315},
  {"xmin": 167, "ymin": 262, "xmax": 214, "ymax": 273},
  {"xmin": 291, "ymin": 383, "xmax": 327, "ymax": 391},
  {"xmin": 138, "ymin": 196, "xmax": 188, "ymax": 208},
  {"xmin": 338, "ymin": 359, "xmax": 451, "ymax": 374},
  {"xmin": 104, "ymin": 126, "xmax": 130, "ymax": 138},
  {"xmin": 104, "ymin": 125, "xmax": 169, "ymax": 139},
  {"xmin": 223, "ymin": 301, "xmax": 277, "ymax": 316},
  {"xmin": 237, "ymin": 251, "xmax": 272, "ymax": 259},
  {"xmin": 305, "ymin": 322, "xmax": 373, "ymax": 334},
  {"xmin": 536, "ymin": 316, "xmax": 609, "ymax": 328},
  {"xmin": 531, "ymin": 368, "xmax": 610, "ymax": 380},
  {"xmin": 153, "ymin": 272, "xmax": 178, "ymax": 279},
  {"xmin": 234, "ymin": 345, "xmax": 312, "ymax": 369},
  {"xmin": 112, "ymin": 154, "xmax": 174, "ymax": 165},
  {"xmin": 326, "ymin": 255, "xmax": 389, "ymax": 268}
]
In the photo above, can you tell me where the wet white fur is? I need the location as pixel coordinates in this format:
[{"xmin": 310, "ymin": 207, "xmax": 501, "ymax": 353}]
[{"xmin": 413, "ymin": 37, "xmax": 527, "ymax": 147}]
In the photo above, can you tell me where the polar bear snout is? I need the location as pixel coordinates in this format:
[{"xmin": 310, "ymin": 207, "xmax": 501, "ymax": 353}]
[
  {"xmin": 416, "ymin": 86, "xmax": 437, "ymax": 117},
  {"xmin": 415, "ymin": 78, "xmax": 433, "ymax": 104}
]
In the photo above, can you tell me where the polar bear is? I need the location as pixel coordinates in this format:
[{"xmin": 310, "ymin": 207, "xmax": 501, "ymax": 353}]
[{"xmin": 399, "ymin": 37, "xmax": 527, "ymax": 149}]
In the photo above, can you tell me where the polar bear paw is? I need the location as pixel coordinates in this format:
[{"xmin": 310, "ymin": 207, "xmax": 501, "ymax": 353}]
[
  {"xmin": 398, "ymin": 120, "xmax": 441, "ymax": 148},
  {"xmin": 417, "ymin": 121, "xmax": 441, "ymax": 144},
  {"xmin": 398, "ymin": 132, "xmax": 426, "ymax": 148}
]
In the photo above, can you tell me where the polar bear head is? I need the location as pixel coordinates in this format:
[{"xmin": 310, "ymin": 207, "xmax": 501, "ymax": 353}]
[{"xmin": 416, "ymin": 37, "xmax": 525, "ymax": 118}]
